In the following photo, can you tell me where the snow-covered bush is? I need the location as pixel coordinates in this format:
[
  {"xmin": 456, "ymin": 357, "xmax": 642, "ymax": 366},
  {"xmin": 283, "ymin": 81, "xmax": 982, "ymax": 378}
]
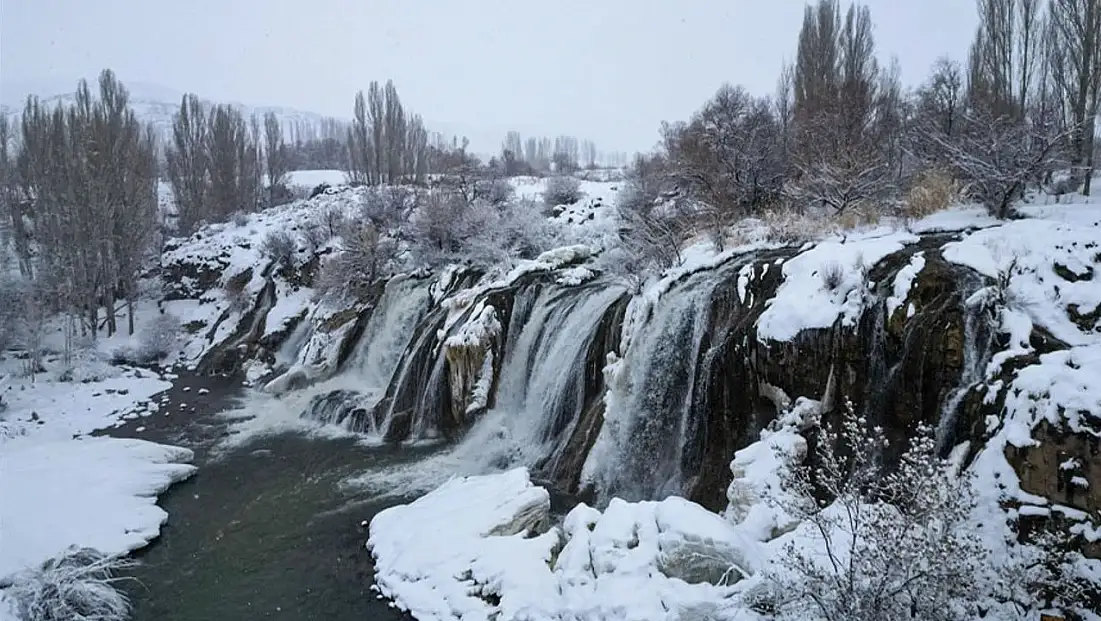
[
  {"xmin": 407, "ymin": 191, "xmax": 556, "ymax": 269},
  {"xmin": 110, "ymin": 312, "xmax": 180, "ymax": 366},
  {"xmin": 315, "ymin": 205, "xmax": 347, "ymax": 238},
  {"xmin": 230, "ymin": 210, "xmax": 250, "ymax": 227},
  {"xmin": 544, "ymin": 175, "xmax": 583, "ymax": 207},
  {"xmin": 768, "ymin": 399, "xmax": 986, "ymax": 621},
  {"xmin": 492, "ymin": 200, "xmax": 562, "ymax": 262},
  {"xmin": 483, "ymin": 178, "xmax": 515, "ymax": 206},
  {"xmin": 758, "ymin": 209, "xmax": 836, "ymax": 244},
  {"xmin": 5, "ymin": 546, "xmax": 134, "ymax": 621},
  {"xmin": 223, "ymin": 269, "xmax": 251, "ymax": 312},
  {"xmin": 359, "ymin": 186, "xmax": 417, "ymax": 231},
  {"xmin": 260, "ymin": 229, "xmax": 296, "ymax": 270},
  {"xmin": 138, "ymin": 312, "xmax": 180, "ymax": 361},
  {"xmin": 315, "ymin": 219, "xmax": 400, "ymax": 301}
]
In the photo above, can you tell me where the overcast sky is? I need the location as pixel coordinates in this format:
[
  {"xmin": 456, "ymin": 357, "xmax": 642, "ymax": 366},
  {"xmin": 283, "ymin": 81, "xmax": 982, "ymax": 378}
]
[{"xmin": 1, "ymin": 0, "xmax": 978, "ymax": 154}]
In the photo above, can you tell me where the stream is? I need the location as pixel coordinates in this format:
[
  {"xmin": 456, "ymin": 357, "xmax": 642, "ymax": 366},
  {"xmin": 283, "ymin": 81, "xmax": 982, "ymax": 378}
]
[{"xmin": 100, "ymin": 372, "xmax": 431, "ymax": 621}]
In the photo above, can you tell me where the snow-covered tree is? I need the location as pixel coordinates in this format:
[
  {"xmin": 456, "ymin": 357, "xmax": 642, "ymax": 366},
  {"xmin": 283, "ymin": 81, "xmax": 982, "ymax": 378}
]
[
  {"xmin": 769, "ymin": 399, "xmax": 987, "ymax": 621},
  {"xmin": 932, "ymin": 111, "xmax": 1071, "ymax": 218}
]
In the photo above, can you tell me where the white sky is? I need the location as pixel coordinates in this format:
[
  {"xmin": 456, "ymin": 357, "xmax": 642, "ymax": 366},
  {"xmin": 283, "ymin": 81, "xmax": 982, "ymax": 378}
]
[{"xmin": 1, "ymin": 0, "xmax": 978, "ymax": 154}]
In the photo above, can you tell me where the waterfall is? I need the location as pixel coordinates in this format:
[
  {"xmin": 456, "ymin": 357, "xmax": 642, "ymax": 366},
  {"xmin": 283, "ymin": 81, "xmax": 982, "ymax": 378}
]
[
  {"xmin": 936, "ymin": 271, "xmax": 994, "ymax": 452},
  {"xmin": 477, "ymin": 282, "xmax": 626, "ymax": 469},
  {"xmin": 297, "ymin": 275, "xmax": 435, "ymax": 434},
  {"xmin": 586, "ymin": 259, "xmax": 746, "ymax": 503},
  {"xmin": 352, "ymin": 280, "xmax": 626, "ymax": 495},
  {"xmin": 344, "ymin": 275, "xmax": 435, "ymax": 389}
]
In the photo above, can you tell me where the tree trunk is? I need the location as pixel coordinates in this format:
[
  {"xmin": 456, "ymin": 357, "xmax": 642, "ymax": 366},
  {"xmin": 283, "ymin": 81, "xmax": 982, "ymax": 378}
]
[
  {"xmin": 106, "ymin": 290, "xmax": 117, "ymax": 337},
  {"xmin": 1082, "ymin": 118, "xmax": 1096, "ymax": 197},
  {"xmin": 127, "ymin": 297, "xmax": 135, "ymax": 336}
]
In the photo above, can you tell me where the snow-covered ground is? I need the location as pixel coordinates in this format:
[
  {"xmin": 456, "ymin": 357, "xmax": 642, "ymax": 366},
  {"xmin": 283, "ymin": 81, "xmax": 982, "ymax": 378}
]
[
  {"xmin": 285, "ymin": 169, "xmax": 347, "ymax": 190},
  {"xmin": 0, "ymin": 350, "xmax": 196, "ymax": 613}
]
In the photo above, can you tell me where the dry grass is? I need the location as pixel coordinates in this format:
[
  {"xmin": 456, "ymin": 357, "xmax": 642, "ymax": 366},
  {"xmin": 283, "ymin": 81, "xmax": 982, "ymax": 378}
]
[
  {"xmin": 838, "ymin": 203, "xmax": 883, "ymax": 230},
  {"xmin": 903, "ymin": 169, "xmax": 960, "ymax": 220},
  {"xmin": 5, "ymin": 547, "xmax": 134, "ymax": 621}
]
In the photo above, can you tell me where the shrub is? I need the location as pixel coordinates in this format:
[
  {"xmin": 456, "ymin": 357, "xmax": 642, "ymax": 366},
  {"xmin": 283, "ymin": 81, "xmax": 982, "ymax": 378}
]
[
  {"xmin": 309, "ymin": 182, "xmax": 331, "ymax": 199},
  {"xmin": 230, "ymin": 211, "xmax": 250, "ymax": 227},
  {"xmin": 904, "ymin": 169, "xmax": 959, "ymax": 220},
  {"xmin": 482, "ymin": 178, "xmax": 515, "ymax": 206},
  {"xmin": 260, "ymin": 229, "xmax": 297, "ymax": 270},
  {"xmin": 6, "ymin": 546, "xmax": 134, "ymax": 621},
  {"xmin": 223, "ymin": 270, "xmax": 252, "ymax": 312},
  {"xmin": 299, "ymin": 220, "xmax": 329, "ymax": 254},
  {"xmin": 316, "ymin": 206, "xmax": 346, "ymax": 239},
  {"xmin": 758, "ymin": 209, "xmax": 836, "ymax": 244},
  {"xmin": 315, "ymin": 219, "xmax": 399, "ymax": 301},
  {"xmin": 543, "ymin": 175, "xmax": 583, "ymax": 206},
  {"xmin": 136, "ymin": 312, "xmax": 180, "ymax": 363},
  {"xmin": 769, "ymin": 399, "xmax": 986, "ymax": 621}
]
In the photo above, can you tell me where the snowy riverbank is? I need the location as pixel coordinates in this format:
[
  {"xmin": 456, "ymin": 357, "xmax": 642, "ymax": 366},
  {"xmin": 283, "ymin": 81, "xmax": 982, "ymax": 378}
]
[{"xmin": 0, "ymin": 352, "xmax": 196, "ymax": 616}]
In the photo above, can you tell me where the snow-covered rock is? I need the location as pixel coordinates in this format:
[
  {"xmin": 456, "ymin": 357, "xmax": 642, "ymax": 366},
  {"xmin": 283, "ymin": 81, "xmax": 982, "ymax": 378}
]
[{"xmin": 367, "ymin": 468, "xmax": 766, "ymax": 621}]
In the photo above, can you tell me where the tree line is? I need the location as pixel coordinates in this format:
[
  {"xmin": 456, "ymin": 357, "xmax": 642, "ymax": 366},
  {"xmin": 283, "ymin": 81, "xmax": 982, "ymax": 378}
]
[
  {"xmin": 497, "ymin": 131, "xmax": 629, "ymax": 175},
  {"xmin": 0, "ymin": 71, "xmax": 157, "ymax": 342},
  {"xmin": 619, "ymin": 0, "xmax": 1100, "ymax": 264}
]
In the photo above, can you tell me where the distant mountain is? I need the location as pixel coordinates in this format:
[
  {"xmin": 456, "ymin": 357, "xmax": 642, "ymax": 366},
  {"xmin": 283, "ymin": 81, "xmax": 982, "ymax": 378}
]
[{"xmin": 0, "ymin": 77, "xmax": 341, "ymax": 147}]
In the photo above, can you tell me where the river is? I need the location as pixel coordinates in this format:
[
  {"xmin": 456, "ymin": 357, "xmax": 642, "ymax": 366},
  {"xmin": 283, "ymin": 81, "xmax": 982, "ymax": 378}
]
[{"xmin": 100, "ymin": 372, "xmax": 428, "ymax": 621}]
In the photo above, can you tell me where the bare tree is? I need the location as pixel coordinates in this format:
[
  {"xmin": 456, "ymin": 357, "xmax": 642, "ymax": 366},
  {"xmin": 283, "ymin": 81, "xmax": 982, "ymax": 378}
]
[
  {"xmin": 789, "ymin": 1, "xmax": 890, "ymax": 215},
  {"xmin": 166, "ymin": 94, "xmax": 209, "ymax": 233},
  {"xmin": 0, "ymin": 113, "xmax": 31, "ymax": 278},
  {"xmin": 915, "ymin": 58, "xmax": 965, "ymax": 139},
  {"xmin": 368, "ymin": 81, "xmax": 385, "ymax": 184},
  {"xmin": 664, "ymin": 84, "xmax": 786, "ymax": 228},
  {"xmin": 205, "ymin": 104, "xmax": 262, "ymax": 220},
  {"xmin": 263, "ymin": 111, "xmax": 290, "ymax": 203},
  {"xmin": 16, "ymin": 70, "xmax": 158, "ymax": 337},
  {"xmin": 934, "ymin": 111, "xmax": 1071, "ymax": 218},
  {"xmin": 1048, "ymin": 0, "xmax": 1101, "ymax": 194}
]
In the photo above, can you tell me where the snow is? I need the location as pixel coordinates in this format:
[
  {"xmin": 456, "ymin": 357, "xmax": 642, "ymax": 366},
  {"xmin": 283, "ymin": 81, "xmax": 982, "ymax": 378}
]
[
  {"xmin": 756, "ymin": 229, "xmax": 918, "ymax": 342},
  {"xmin": 0, "ymin": 359, "xmax": 170, "ymax": 443},
  {"xmin": 0, "ymin": 437, "xmax": 196, "ymax": 578},
  {"xmin": 285, "ymin": 169, "xmax": 347, "ymax": 189},
  {"xmin": 443, "ymin": 302, "xmax": 501, "ymax": 349},
  {"xmin": 368, "ymin": 468, "xmax": 761, "ymax": 621},
  {"xmin": 724, "ymin": 399, "xmax": 816, "ymax": 542},
  {"xmin": 439, "ymin": 244, "xmax": 596, "ymax": 338},
  {"xmin": 0, "ymin": 352, "xmax": 194, "ymax": 597},
  {"xmin": 886, "ymin": 251, "xmax": 925, "ymax": 319}
]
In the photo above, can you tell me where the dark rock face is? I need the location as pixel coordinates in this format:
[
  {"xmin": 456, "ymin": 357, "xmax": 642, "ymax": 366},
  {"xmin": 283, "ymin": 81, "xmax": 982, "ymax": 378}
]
[{"xmin": 622, "ymin": 238, "xmax": 986, "ymax": 510}]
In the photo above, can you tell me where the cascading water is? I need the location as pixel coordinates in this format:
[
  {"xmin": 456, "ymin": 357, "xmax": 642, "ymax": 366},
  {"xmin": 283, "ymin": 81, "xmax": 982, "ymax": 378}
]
[
  {"xmin": 466, "ymin": 282, "xmax": 626, "ymax": 471},
  {"xmin": 296, "ymin": 275, "xmax": 435, "ymax": 434},
  {"xmin": 936, "ymin": 270, "xmax": 994, "ymax": 452},
  {"xmin": 351, "ymin": 278, "xmax": 627, "ymax": 495},
  {"xmin": 586, "ymin": 260, "xmax": 744, "ymax": 503}
]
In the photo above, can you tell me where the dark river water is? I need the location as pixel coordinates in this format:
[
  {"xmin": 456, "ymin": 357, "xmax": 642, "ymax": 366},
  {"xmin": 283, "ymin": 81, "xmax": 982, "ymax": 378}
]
[{"xmin": 99, "ymin": 372, "xmax": 430, "ymax": 621}]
